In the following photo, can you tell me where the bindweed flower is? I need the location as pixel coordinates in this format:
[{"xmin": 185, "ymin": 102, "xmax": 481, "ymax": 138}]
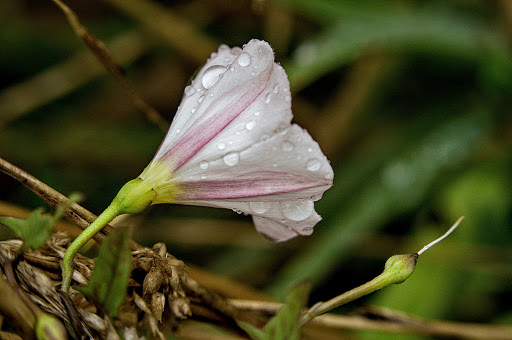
[{"xmin": 62, "ymin": 39, "xmax": 333, "ymax": 292}]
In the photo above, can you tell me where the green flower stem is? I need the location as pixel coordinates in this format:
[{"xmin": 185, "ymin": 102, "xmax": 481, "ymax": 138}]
[
  {"xmin": 299, "ymin": 254, "xmax": 418, "ymax": 326},
  {"xmin": 61, "ymin": 203, "xmax": 121, "ymax": 293}
]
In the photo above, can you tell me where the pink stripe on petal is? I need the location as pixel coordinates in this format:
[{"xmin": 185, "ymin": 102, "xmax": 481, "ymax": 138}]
[
  {"xmin": 156, "ymin": 40, "xmax": 275, "ymax": 171},
  {"xmin": 163, "ymin": 82, "xmax": 268, "ymax": 170},
  {"xmin": 174, "ymin": 171, "xmax": 331, "ymax": 200}
]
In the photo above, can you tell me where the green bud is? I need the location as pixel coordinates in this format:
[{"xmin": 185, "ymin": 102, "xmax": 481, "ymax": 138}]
[
  {"xmin": 111, "ymin": 178, "xmax": 157, "ymax": 214},
  {"xmin": 383, "ymin": 253, "xmax": 418, "ymax": 284},
  {"xmin": 35, "ymin": 314, "xmax": 68, "ymax": 340}
]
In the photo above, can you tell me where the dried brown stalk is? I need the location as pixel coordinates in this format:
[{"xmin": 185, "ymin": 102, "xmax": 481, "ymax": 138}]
[{"xmin": 51, "ymin": 0, "xmax": 169, "ymax": 132}]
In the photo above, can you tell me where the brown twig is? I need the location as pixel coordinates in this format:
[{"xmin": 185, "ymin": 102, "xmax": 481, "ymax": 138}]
[
  {"xmin": 51, "ymin": 0, "xmax": 169, "ymax": 132},
  {"xmin": 230, "ymin": 300, "xmax": 512, "ymax": 339},
  {"xmin": 0, "ymin": 30, "xmax": 150, "ymax": 128},
  {"xmin": 0, "ymin": 269, "xmax": 36, "ymax": 340},
  {"xmin": 0, "ymin": 157, "xmax": 110, "ymax": 245}
]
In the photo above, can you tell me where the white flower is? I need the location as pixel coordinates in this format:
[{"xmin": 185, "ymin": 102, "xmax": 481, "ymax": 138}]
[
  {"xmin": 62, "ymin": 39, "xmax": 334, "ymax": 292},
  {"xmin": 138, "ymin": 39, "xmax": 333, "ymax": 241}
]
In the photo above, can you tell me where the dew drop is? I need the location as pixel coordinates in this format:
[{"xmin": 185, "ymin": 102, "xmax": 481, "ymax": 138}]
[
  {"xmin": 231, "ymin": 47, "xmax": 242, "ymax": 55},
  {"xmin": 223, "ymin": 152, "xmax": 239, "ymax": 166},
  {"xmin": 273, "ymin": 85, "xmax": 279, "ymax": 93},
  {"xmin": 217, "ymin": 142, "xmax": 226, "ymax": 150},
  {"xmin": 265, "ymin": 93, "xmax": 271, "ymax": 104},
  {"xmin": 254, "ymin": 111, "xmax": 261, "ymax": 116},
  {"xmin": 191, "ymin": 107, "xmax": 196, "ymax": 113},
  {"xmin": 306, "ymin": 158, "xmax": 321, "ymax": 171},
  {"xmin": 281, "ymin": 140, "xmax": 294, "ymax": 152},
  {"xmin": 249, "ymin": 202, "xmax": 271, "ymax": 214},
  {"xmin": 245, "ymin": 121, "xmax": 256, "ymax": 130},
  {"xmin": 202, "ymin": 65, "xmax": 226, "ymax": 89},
  {"xmin": 198, "ymin": 95, "xmax": 204, "ymax": 103},
  {"xmin": 280, "ymin": 201, "xmax": 314, "ymax": 221},
  {"xmin": 272, "ymin": 162, "xmax": 278, "ymax": 168},
  {"xmin": 184, "ymin": 86, "xmax": 195, "ymax": 96},
  {"xmin": 199, "ymin": 160, "xmax": 209, "ymax": 170},
  {"xmin": 175, "ymin": 128, "xmax": 181, "ymax": 134},
  {"xmin": 237, "ymin": 52, "xmax": 252, "ymax": 67},
  {"xmin": 200, "ymin": 174, "xmax": 207, "ymax": 180}
]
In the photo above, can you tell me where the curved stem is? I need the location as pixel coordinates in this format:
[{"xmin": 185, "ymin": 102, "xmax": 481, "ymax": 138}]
[
  {"xmin": 61, "ymin": 203, "xmax": 121, "ymax": 293},
  {"xmin": 300, "ymin": 272, "xmax": 392, "ymax": 326}
]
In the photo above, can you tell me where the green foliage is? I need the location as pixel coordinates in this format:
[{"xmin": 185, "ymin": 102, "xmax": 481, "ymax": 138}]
[
  {"xmin": 80, "ymin": 228, "xmax": 132, "ymax": 318},
  {"xmin": 0, "ymin": 208, "xmax": 53, "ymax": 252},
  {"xmin": 239, "ymin": 281, "xmax": 312, "ymax": 340}
]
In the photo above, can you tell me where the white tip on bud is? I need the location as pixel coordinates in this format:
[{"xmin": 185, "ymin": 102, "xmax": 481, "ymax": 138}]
[{"xmin": 417, "ymin": 216, "xmax": 464, "ymax": 256}]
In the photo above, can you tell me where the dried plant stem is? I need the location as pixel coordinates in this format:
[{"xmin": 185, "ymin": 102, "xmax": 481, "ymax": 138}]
[
  {"xmin": 0, "ymin": 156, "xmax": 255, "ymax": 323},
  {"xmin": 230, "ymin": 299, "xmax": 512, "ymax": 339},
  {"xmin": 0, "ymin": 157, "xmax": 109, "ymax": 244},
  {"xmin": 0, "ymin": 269, "xmax": 37, "ymax": 340},
  {"xmin": 51, "ymin": 0, "xmax": 169, "ymax": 131},
  {"xmin": 0, "ymin": 30, "xmax": 148, "ymax": 127}
]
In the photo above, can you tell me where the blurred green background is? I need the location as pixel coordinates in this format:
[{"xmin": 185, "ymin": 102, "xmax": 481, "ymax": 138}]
[{"xmin": 1, "ymin": 0, "xmax": 511, "ymax": 338}]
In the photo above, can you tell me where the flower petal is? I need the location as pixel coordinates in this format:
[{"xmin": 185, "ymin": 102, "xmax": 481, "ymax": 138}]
[
  {"xmin": 149, "ymin": 39, "xmax": 275, "ymax": 171},
  {"xmin": 165, "ymin": 125, "xmax": 333, "ymax": 242},
  {"xmin": 175, "ymin": 199, "xmax": 321, "ymax": 242}
]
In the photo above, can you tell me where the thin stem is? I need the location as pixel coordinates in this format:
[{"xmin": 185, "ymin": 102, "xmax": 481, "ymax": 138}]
[
  {"xmin": 417, "ymin": 216, "xmax": 464, "ymax": 256},
  {"xmin": 300, "ymin": 271, "xmax": 394, "ymax": 326},
  {"xmin": 61, "ymin": 203, "xmax": 121, "ymax": 293}
]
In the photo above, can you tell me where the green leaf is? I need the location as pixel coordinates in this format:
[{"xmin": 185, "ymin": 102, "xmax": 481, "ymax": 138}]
[
  {"xmin": 0, "ymin": 208, "xmax": 53, "ymax": 252},
  {"xmin": 238, "ymin": 281, "xmax": 312, "ymax": 340},
  {"xmin": 264, "ymin": 280, "xmax": 311, "ymax": 340},
  {"xmin": 237, "ymin": 322, "xmax": 265, "ymax": 340},
  {"xmin": 79, "ymin": 227, "xmax": 132, "ymax": 318}
]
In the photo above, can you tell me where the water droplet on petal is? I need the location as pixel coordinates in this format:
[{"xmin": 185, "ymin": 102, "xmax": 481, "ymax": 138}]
[
  {"xmin": 202, "ymin": 65, "xmax": 226, "ymax": 89},
  {"xmin": 273, "ymin": 85, "xmax": 279, "ymax": 93},
  {"xmin": 265, "ymin": 93, "xmax": 271, "ymax": 104},
  {"xmin": 237, "ymin": 52, "xmax": 251, "ymax": 67},
  {"xmin": 281, "ymin": 141, "xmax": 294, "ymax": 152},
  {"xmin": 217, "ymin": 142, "xmax": 226, "ymax": 150},
  {"xmin": 198, "ymin": 95, "xmax": 204, "ymax": 103},
  {"xmin": 191, "ymin": 107, "xmax": 196, "ymax": 113},
  {"xmin": 200, "ymin": 174, "xmax": 207, "ymax": 180},
  {"xmin": 199, "ymin": 160, "xmax": 209, "ymax": 170},
  {"xmin": 280, "ymin": 201, "xmax": 314, "ymax": 221},
  {"xmin": 245, "ymin": 121, "xmax": 256, "ymax": 130},
  {"xmin": 184, "ymin": 85, "xmax": 195, "ymax": 96},
  {"xmin": 249, "ymin": 202, "xmax": 271, "ymax": 214},
  {"xmin": 306, "ymin": 158, "xmax": 321, "ymax": 171},
  {"xmin": 272, "ymin": 162, "xmax": 278, "ymax": 167},
  {"xmin": 175, "ymin": 128, "xmax": 181, "ymax": 134},
  {"xmin": 223, "ymin": 152, "xmax": 239, "ymax": 166},
  {"xmin": 231, "ymin": 47, "xmax": 242, "ymax": 55},
  {"xmin": 254, "ymin": 111, "xmax": 260, "ymax": 116}
]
